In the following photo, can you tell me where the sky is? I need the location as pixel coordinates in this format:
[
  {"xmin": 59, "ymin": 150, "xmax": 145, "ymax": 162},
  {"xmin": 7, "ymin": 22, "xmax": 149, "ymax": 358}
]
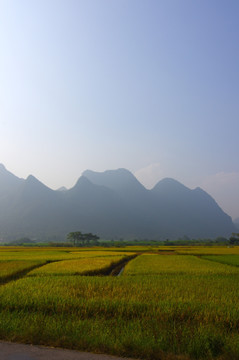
[{"xmin": 0, "ymin": 0, "xmax": 238, "ymax": 219}]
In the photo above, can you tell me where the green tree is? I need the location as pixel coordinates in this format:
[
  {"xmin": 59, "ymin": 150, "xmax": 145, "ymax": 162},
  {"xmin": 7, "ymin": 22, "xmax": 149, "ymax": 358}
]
[
  {"xmin": 84, "ymin": 233, "xmax": 100, "ymax": 245},
  {"xmin": 67, "ymin": 231, "xmax": 84, "ymax": 246},
  {"xmin": 67, "ymin": 231, "xmax": 99, "ymax": 246}
]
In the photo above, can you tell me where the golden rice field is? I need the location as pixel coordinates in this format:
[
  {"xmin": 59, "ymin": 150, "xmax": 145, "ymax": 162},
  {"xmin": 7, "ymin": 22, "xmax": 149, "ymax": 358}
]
[
  {"xmin": 1, "ymin": 246, "xmax": 239, "ymax": 360},
  {"xmin": 0, "ymin": 260, "xmax": 46, "ymax": 283},
  {"xmin": 0, "ymin": 247, "xmax": 135, "ymax": 261},
  {"xmin": 173, "ymin": 246, "xmax": 239, "ymax": 255},
  {"xmin": 28, "ymin": 256, "xmax": 127, "ymax": 276}
]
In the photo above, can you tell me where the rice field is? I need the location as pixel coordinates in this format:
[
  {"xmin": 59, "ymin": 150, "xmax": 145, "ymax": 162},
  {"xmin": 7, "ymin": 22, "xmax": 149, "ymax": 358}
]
[
  {"xmin": 174, "ymin": 246, "xmax": 239, "ymax": 255},
  {"xmin": 202, "ymin": 254, "xmax": 239, "ymax": 267},
  {"xmin": 0, "ymin": 246, "xmax": 239, "ymax": 360},
  {"xmin": 0, "ymin": 260, "xmax": 46, "ymax": 283},
  {"xmin": 28, "ymin": 255, "xmax": 127, "ymax": 276},
  {"xmin": 123, "ymin": 254, "xmax": 239, "ymax": 275},
  {"xmin": 0, "ymin": 247, "xmax": 135, "ymax": 261}
]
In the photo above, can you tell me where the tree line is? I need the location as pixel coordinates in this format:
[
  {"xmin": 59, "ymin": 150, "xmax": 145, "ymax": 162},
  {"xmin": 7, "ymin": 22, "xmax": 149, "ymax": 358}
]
[{"xmin": 67, "ymin": 231, "xmax": 99, "ymax": 246}]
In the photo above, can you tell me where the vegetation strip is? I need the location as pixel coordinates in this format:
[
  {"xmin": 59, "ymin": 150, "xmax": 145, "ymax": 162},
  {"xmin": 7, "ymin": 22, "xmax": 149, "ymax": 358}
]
[{"xmin": 0, "ymin": 261, "xmax": 58, "ymax": 286}]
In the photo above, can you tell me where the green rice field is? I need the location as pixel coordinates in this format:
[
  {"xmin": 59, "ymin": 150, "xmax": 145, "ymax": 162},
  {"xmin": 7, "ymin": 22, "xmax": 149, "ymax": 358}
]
[
  {"xmin": 202, "ymin": 254, "xmax": 239, "ymax": 267},
  {"xmin": 1, "ymin": 246, "xmax": 239, "ymax": 360}
]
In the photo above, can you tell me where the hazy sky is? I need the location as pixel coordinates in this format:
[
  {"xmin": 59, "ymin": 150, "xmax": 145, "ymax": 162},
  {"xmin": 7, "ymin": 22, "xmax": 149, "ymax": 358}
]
[{"xmin": 0, "ymin": 0, "xmax": 238, "ymax": 219}]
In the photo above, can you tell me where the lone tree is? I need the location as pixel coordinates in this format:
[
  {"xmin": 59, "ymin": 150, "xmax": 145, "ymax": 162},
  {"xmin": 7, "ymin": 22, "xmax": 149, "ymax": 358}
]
[{"xmin": 67, "ymin": 231, "xmax": 99, "ymax": 246}]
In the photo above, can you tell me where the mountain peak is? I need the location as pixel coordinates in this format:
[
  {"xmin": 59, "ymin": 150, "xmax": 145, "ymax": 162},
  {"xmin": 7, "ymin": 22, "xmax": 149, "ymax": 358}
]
[
  {"xmin": 152, "ymin": 177, "xmax": 191, "ymax": 193},
  {"xmin": 26, "ymin": 174, "xmax": 37, "ymax": 182},
  {"xmin": 74, "ymin": 175, "xmax": 92, "ymax": 187},
  {"xmin": 25, "ymin": 174, "xmax": 53, "ymax": 193},
  {"xmin": 0, "ymin": 164, "xmax": 24, "ymax": 194},
  {"xmin": 68, "ymin": 176, "xmax": 95, "ymax": 193},
  {"xmin": 82, "ymin": 168, "xmax": 146, "ymax": 193},
  {"xmin": 83, "ymin": 168, "xmax": 134, "ymax": 180},
  {"xmin": 26, "ymin": 174, "xmax": 45, "ymax": 186},
  {"xmin": 0, "ymin": 164, "xmax": 19, "ymax": 178}
]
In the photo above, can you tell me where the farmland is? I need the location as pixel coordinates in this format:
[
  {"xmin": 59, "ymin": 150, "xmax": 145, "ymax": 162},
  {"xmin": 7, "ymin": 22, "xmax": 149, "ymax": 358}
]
[{"xmin": 1, "ymin": 246, "xmax": 239, "ymax": 359}]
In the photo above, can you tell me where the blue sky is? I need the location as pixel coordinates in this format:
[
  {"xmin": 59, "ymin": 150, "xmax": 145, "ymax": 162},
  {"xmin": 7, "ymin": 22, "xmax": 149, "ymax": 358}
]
[{"xmin": 0, "ymin": 0, "xmax": 238, "ymax": 219}]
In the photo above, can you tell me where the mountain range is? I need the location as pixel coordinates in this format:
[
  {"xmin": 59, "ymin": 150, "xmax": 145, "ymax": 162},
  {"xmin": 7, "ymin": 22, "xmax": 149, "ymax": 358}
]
[{"xmin": 0, "ymin": 164, "xmax": 236, "ymax": 241}]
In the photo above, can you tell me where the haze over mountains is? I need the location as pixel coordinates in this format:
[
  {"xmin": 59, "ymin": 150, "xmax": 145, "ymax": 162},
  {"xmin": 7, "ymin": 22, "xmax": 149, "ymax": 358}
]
[{"xmin": 0, "ymin": 164, "xmax": 236, "ymax": 242}]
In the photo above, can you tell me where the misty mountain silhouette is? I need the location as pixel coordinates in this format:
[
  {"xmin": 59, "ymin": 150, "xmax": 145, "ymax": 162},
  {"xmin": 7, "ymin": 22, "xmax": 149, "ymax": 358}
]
[
  {"xmin": 234, "ymin": 218, "xmax": 239, "ymax": 230},
  {"xmin": 0, "ymin": 165, "xmax": 235, "ymax": 241},
  {"xmin": 0, "ymin": 164, "xmax": 24, "ymax": 198},
  {"xmin": 82, "ymin": 168, "xmax": 146, "ymax": 195}
]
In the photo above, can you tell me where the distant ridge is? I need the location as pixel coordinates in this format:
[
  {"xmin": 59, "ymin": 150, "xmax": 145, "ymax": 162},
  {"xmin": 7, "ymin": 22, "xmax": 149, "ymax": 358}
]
[
  {"xmin": 83, "ymin": 168, "xmax": 146, "ymax": 194},
  {"xmin": 0, "ymin": 165, "xmax": 236, "ymax": 241},
  {"xmin": 234, "ymin": 218, "xmax": 239, "ymax": 230}
]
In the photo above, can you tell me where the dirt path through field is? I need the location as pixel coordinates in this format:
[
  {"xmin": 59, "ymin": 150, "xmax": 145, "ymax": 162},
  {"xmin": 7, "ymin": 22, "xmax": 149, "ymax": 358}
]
[{"xmin": 0, "ymin": 341, "xmax": 136, "ymax": 360}]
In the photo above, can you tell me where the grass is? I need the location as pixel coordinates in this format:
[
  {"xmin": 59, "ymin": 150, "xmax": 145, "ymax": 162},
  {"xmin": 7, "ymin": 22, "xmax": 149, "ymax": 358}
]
[
  {"xmin": 1, "ymin": 247, "xmax": 239, "ymax": 359},
  {"xmin": 1, "ymin": 274, "xmax": 239, "ymax": 359}
]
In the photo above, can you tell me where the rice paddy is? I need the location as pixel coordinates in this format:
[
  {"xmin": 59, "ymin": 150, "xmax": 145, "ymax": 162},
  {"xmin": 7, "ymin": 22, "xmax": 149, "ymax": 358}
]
[
  {"xmin": 0, "ymin": 246, "xmax": 239, "ymax": 359},
  {"xmin": 202, "ymin": 255, "xmax": 239, "ymax": 267},
  {"xmin": 0, "ymin": 260, "xmax": 46, "ymax": 283},
  {"xmin": 123, "ymin": 254, "xmax": 239, "ymax": 275},
  {"xmin": 28, "ymin": 255, "xmax": 128, "ymax": 276}
]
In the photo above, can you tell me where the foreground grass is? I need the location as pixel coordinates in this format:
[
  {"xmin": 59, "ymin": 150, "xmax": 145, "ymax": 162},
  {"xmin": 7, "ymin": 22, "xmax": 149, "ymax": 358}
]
[
  {"xmin": 1, "ymin": 248, "xmax": 239, "ymax": 359},
  {"xmin": 1, "ymin": 273, "xmax": 239, "ymax": 359}
]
